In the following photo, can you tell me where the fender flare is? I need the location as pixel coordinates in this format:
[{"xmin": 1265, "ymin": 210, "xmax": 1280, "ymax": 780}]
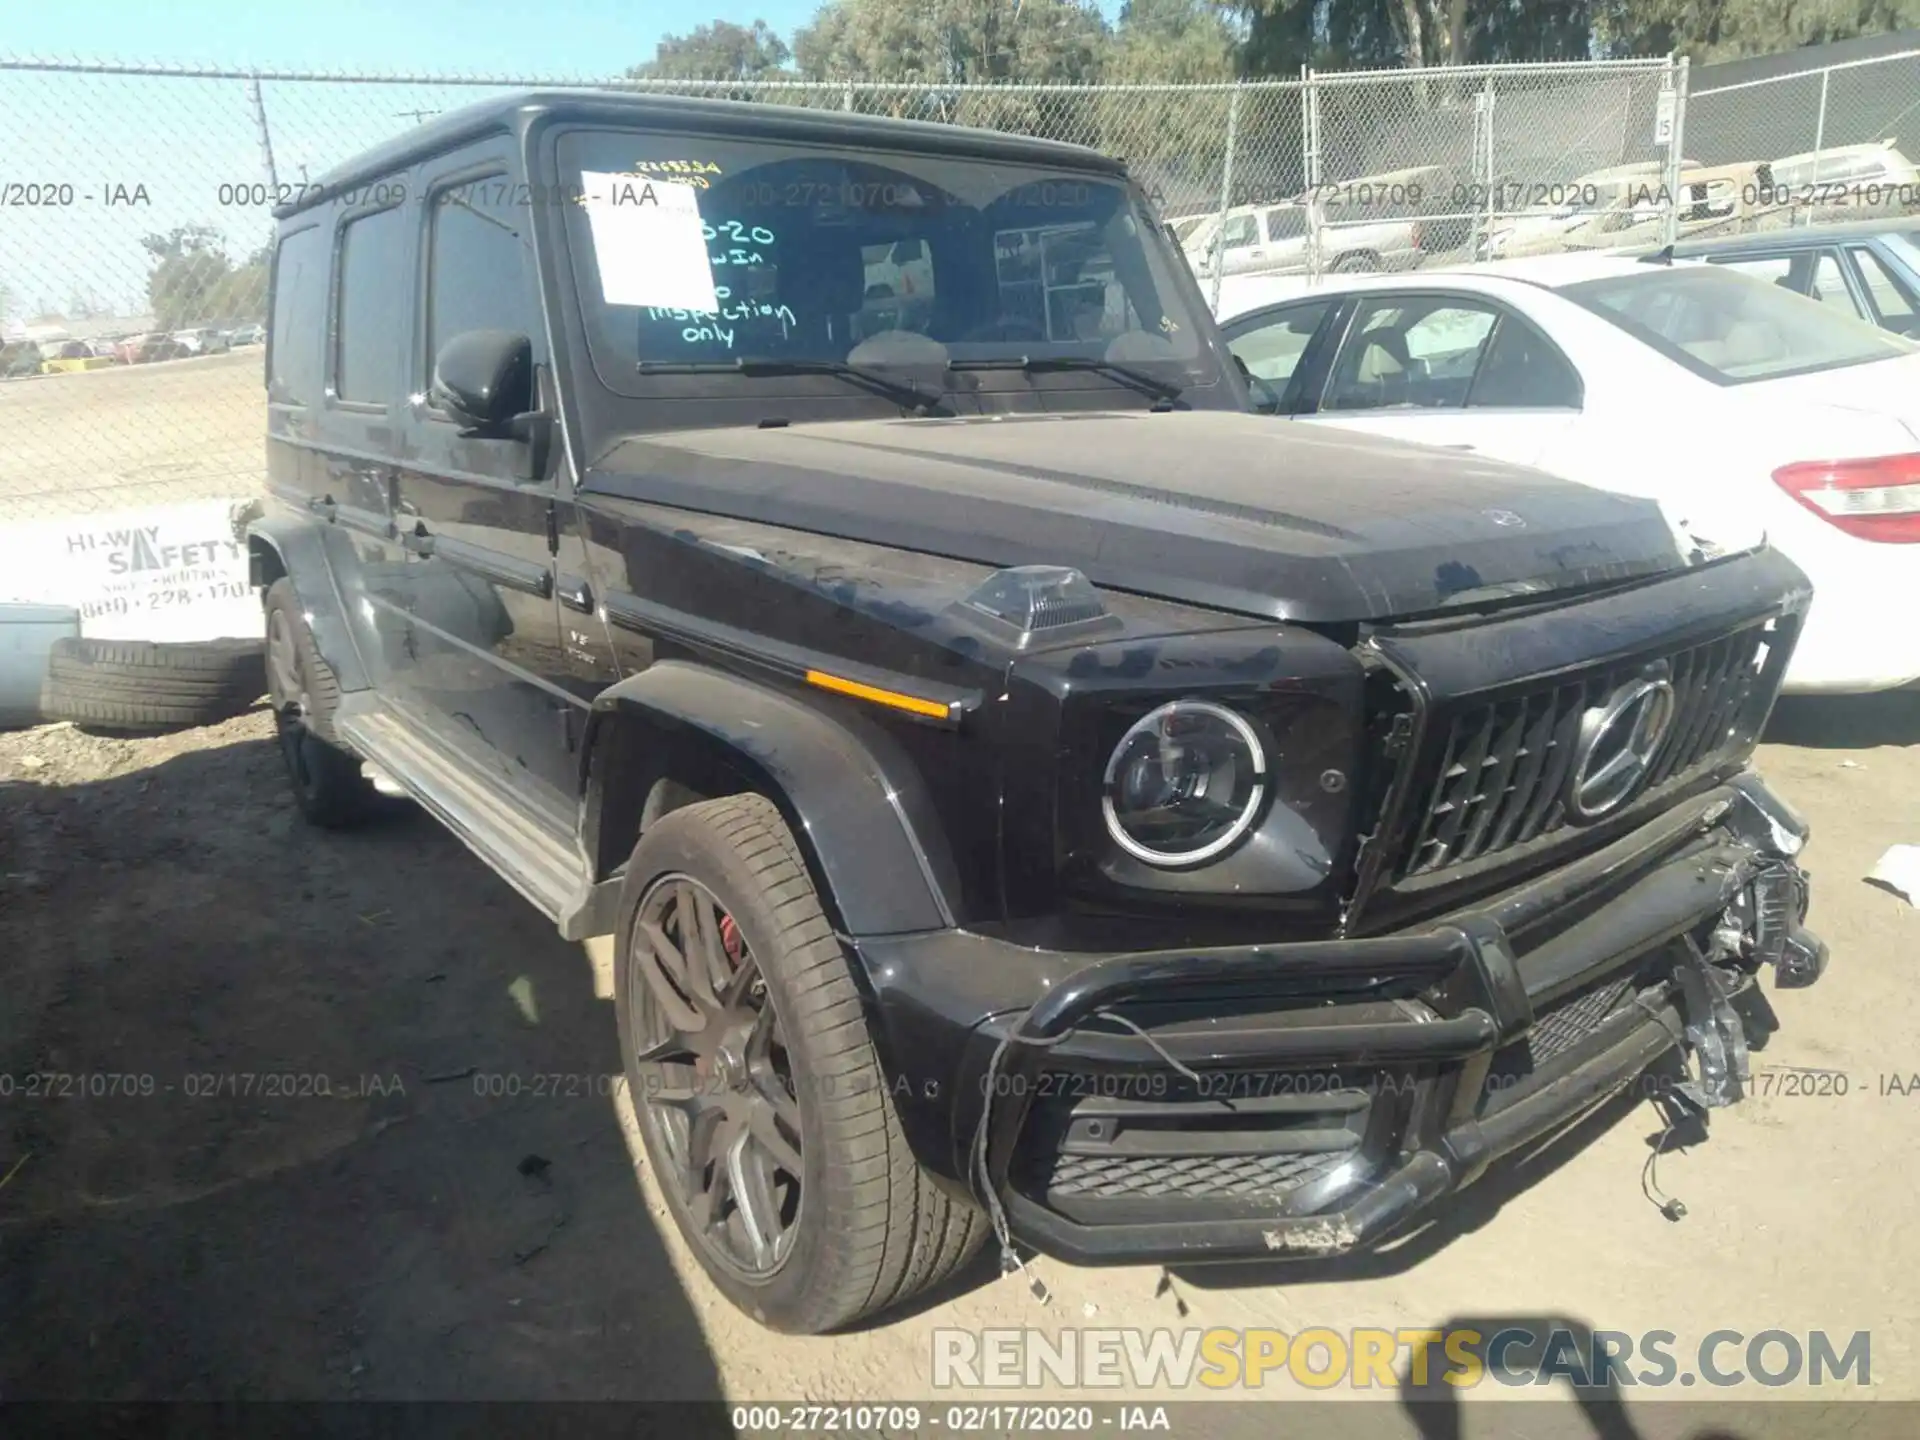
[
  {"xmin": 583, "ymin": 660, "xmax": 962, "ymax": 938},
  {"xmin": 246, "ymin": 515, "xmax": 369, "ymax": 694}
]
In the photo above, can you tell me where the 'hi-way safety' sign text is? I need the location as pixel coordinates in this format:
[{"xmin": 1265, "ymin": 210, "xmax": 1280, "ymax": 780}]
[{"xmin": 0, "ymin": 497, "xmax": 261, "ymax": 642}]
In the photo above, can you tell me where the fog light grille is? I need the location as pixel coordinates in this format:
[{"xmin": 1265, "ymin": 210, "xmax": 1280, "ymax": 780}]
[{"xmin": 1045, "ymin": 1149, "xmax": 1345, "ymax": 1201}]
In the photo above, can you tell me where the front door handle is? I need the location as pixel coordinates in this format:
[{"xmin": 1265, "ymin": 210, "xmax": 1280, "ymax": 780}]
[
  {"xmin": 557, "ymin": 574, "xmax": 594, "ymax": 613},
  {"xmin": 400, "ymin": 522, "xmax": 435, "ymax": 558},
  {"xmin": 308, "ymin": 494, "xmax": 337, "ymax": 520}
]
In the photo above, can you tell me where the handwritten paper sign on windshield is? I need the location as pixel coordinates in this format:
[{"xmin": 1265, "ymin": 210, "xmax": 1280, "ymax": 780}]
[{"xmin": 581, "ymin": 172, "xmax": 719, "ymax": 312}]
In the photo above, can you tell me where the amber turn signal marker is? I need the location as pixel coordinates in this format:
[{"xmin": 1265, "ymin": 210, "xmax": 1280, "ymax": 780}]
[{"xmin": 804, "ymin": 669, "xmax": 953, "ymax": 720}]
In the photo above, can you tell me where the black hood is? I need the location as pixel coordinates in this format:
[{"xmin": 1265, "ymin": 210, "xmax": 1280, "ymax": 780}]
[{"xmin": 584, "ymin": 410, "xmax": 1687, "ymax": 624}]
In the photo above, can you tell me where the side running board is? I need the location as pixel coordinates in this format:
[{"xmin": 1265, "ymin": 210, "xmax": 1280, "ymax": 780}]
[{"xmin": 335, "ymin": 701, "xmax": 589, "ymax": 927}]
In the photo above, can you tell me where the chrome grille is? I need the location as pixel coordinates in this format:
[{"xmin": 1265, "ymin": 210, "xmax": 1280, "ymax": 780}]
[
  {"xmin": 1043, "ymin": 1150, "xmax": 1345, "ymax": 1201},
  {"xmin": 1397, "ymin": 622, "xmax": 1771, "ymax": 881}
]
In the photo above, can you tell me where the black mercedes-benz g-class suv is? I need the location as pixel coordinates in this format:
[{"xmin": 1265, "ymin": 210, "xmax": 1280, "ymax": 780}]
[{"xmin": 251, "ymin": 89, "xmax": 1827, "ymax": 1334}]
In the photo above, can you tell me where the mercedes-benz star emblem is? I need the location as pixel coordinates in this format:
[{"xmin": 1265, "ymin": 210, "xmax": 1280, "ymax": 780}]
[
  {"xmin": 1565, "ymin": 676, "xmax": 1677, "ymax": 820},
  {"xmin": 1484, "ymin": 509, "xmax": 1525, "ymax": 528}
]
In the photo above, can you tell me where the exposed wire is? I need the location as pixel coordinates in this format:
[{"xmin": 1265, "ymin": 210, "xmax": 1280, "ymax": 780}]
[
  {"xmin": 1632, "ymin": 991, "xmax": 1695, "ymax": 1222},
  {"xmin": 968, "ymin": 1002, "xmax": 1212, "ymax": 1302},
  {"xmin": 1640, "ymin": 1094, "xmax": 1690, "ymax": 1223}
]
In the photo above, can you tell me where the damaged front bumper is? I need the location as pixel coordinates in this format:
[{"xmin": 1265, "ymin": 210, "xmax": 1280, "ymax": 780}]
[{"xmin": 855, "ymin": 771, "xmax": 1826, "ymax": 1266}]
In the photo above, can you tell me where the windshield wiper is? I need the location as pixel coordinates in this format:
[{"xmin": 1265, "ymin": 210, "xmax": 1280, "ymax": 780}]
[
  {"xmin": 948, "ymin": 355, "xmax": 1185, "ymax": 405},
  {"xmin": 636, "ymin": 356, "xmax": 950, "ymax": 415}
]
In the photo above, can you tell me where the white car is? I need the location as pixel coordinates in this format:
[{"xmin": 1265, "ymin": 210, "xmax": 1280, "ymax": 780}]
[
  {"xmin": 1217, "ymin": 254, "xmax": 1920, "ymax": 693},
  {"xmin": 170, "ymin": 326, "xmax": 232, "ymax": 356}
]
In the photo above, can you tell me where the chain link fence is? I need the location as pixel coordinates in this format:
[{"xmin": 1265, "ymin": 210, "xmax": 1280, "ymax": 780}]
[
  {"xmin": 1687, "ymin": 46, "xmax": 1920, "ymax": 217},
  {"xmin": 5, "ymin": 52, "xmax": 1914, "ymax": 530}
]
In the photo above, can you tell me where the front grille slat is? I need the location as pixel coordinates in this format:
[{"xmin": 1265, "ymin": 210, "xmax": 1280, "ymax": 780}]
[
  {"xmin": 1487, "ymin": 692, "xmax": 1560, "ymax": 853},
  {"xmin": 1693, "ymin": 631, "xmax": 1762, "ymax": 765},
  {"xmin": 1458, "ymin": 700, "xmax": 1529, "ymax": 863},
  {"xmin": 1669, "ymin": 636, "xmax": 1732, "ymax": 770},
  {"xmin": 1421, "ymin": 709, "xmax": 1497, "ymax": 872},
  {"xmin": 1404, "ymin": 721, "xmax": 1466, "ymax": 873},
  {"xmin": 1390, "ymin": 621, "xmax": 1773, "ymax": 885},
  {"xmin": 1514, "ymin": 684, "xmax": 1583, "ymax": 844}
]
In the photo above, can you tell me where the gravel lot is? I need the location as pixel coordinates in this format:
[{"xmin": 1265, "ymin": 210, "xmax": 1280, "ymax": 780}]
[
  {"xmin": 1, "ymin": 692, "xmax": 1917, "ymax": 1431},
  {"xmin": 0, "ymin": 351, "xmax": 263, "ymax": 523}
]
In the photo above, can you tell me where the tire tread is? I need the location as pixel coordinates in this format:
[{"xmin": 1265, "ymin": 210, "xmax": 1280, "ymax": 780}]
[{"xmin": 622, "ymin": 793, "xmax": 983, "ymax": 1333}]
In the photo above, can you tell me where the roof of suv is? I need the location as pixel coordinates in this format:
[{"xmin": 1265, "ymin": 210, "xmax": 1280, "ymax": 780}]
[{"xmin": 277, "ymin": 88, "xmax": 1128, "ymax": 221}]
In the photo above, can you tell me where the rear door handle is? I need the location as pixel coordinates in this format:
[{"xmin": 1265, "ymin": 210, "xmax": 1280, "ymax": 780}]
[
  {"xmin": 308, "ymin": 494, "xmax": 337, "ymax": 520},
  {"xmin": 400, "ymin": 523, "xmax": 435, "ymax": 558}
]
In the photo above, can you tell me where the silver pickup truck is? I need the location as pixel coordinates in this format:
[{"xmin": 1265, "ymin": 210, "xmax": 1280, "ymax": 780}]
[{"xmin": 1180, "ymin": 165, "xmax": 1457, "ymax": 277}]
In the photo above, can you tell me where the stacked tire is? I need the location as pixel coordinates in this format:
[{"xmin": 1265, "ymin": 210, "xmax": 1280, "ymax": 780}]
[{"xmin": 40, "ymin": 636, "xmax": 267, "ymax": 733}]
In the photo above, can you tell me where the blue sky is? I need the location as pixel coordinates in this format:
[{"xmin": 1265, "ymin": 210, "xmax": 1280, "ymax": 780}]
[
  {"xmin": 7, "ymin": 0, "xmax": 1125, "ymax": 74},
  {"xmin": 1, "ymin": 0, "xmax": 1130, "ymax": 319}
]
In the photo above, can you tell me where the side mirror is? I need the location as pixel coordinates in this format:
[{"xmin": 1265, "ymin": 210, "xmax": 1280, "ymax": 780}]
[
  {"xmin": 430, "ymin": 329, "xmax": 533, "ymax": 431},
  {"xmin": 429, "ymin": 329, "xmax": 551, "ymax": 480}
]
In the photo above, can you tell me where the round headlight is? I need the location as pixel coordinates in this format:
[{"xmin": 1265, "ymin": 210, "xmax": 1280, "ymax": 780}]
[{"xmin": 1101, "ymin": 701, "xmax": 1267, "ymax": 867}]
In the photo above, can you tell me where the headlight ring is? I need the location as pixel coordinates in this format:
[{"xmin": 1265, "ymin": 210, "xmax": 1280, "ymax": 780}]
[{"xmin": 1100, "ymin": 700, "xmax": 1268, "ymax": 867}]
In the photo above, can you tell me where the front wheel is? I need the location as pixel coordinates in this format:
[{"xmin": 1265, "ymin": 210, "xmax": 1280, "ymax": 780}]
[{"xmin": 615, "ymin": 794, "xmax": 984, "ymax": 1333}]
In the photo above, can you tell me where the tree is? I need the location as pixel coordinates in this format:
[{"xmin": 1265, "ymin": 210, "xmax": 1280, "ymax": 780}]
[
  {"xmin": 1110, "ymin": 0, "xmax": 1240, "ymax": 78},
  {"xmin": 1594, "ymin": 0, "xmax": 1920, "ymax": 61},
  {"xmin": 794, "ymin": 0, "xmax": 1111, "ymax": 84},
  {"xmin": 141, "ymin": 225, "xmax": 230, "ymax": 331},
  {"xmin": 1101, "ymin": 0, "xmax": 1242, "ymax": 209},
  {"xmin": 1232, "ymin": 0, "xmax": 1920, "ymax": 73},
  {"xmin": 139, "ymin": 225, "xmax": 268, "ymax": 330},
  {"xmin": 794, "ymin": 0, "xmax": 1111, "ymax": 140},
  {"xmin": 628, "ymin": 19, "xmax": 793, "ymax": 79}
]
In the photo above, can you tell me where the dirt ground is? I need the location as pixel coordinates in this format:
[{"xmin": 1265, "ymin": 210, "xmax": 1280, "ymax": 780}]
[
  {"xmin": 0, "ymin": 351, "xmax": 263, "ymax": 523},
  {"xmin": 2, "ymin": 692, "xmax": 1917, "ymax": 1431}
]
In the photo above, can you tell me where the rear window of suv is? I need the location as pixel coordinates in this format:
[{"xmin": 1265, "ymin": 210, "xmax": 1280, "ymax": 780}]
[{"xmin": 1561, "ymin": 264, "xmax": 1915, "ymax": 384}]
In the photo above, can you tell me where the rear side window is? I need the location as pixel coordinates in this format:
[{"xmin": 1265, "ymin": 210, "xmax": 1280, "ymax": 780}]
[
  {"xmin": 1805, "ymin": 252, "xmax": 1859, "ymax": 316},
  {"xmin": 268, "ymin": 223, "xmax": 325, "ymax": 406},
  {"xmin": 1714, "ymin": 254, "xmax": 1794, "ymax": 288},
  {"xmin": 1850, "ymin": 246, "xmax": 1917, "ymax": 322},
  {"xmin": 333, "ymin": 204, "xmax": 407, "ymax": 405},
  {"xmin": 1324, "ymin": 298, "xmax": 1497, "ymax": 410},
  {"xmin": 1467, "ymin": 316, "xmax": 1582, "ymax": 408},
  {"xmin": 1562, "ymin": 265, "xmax": 1914, "ymax": 384}
]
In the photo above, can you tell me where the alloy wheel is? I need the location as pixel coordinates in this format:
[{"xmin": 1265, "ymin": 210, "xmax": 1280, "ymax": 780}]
[{"xmin": 628, "ymin": 874, "xmax": 804, "ymax": 1278}]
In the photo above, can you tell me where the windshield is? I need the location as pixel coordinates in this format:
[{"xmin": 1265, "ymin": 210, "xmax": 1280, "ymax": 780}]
[
  {"xmin": 1560, "ymin": 264, "xmax": 1916, "ymax": 384},
  {"xmin": 556, "ymin": 127, "xmax": 1214, "ymax": 406}
]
